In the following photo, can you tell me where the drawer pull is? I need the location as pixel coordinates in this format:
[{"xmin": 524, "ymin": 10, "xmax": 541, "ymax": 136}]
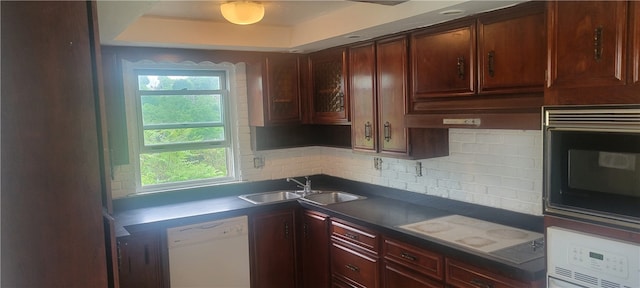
[
  {"xmin": 344, "ymin": 232, "xmax": 359, "ymax": 240},
  {"xmin": 400, "ymin": 252, "xmax": 417, "ymax": 261},
  {"xmin": 345, "ymin": 264, "xmax": 360, "ymax": 272},
  {"xmin": 456, "ymin": 56, "xmax": 465, "ymax": 79},
  {"xmin": 594, "ymin": 26, "xmax": 603, "ymax": 61},
  {"xmin": 470, "ymin": 279, "xmax": 494, "ymax": 288}
]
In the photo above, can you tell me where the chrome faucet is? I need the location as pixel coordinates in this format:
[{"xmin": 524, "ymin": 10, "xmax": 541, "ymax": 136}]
[{"xmin": 287, "ymin": 176, "xmax": 311, "ymax": 194}]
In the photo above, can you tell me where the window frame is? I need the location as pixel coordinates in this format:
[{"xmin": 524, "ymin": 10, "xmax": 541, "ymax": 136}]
[{"xmin": 124, "ymin": 63, "xmax": 240, "ymax": 194}]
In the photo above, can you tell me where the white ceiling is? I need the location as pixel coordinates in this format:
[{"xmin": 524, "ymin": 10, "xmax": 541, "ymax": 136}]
[{"xmin": 97, "ymin": 0, "xmax": 527, "ymax": 53}]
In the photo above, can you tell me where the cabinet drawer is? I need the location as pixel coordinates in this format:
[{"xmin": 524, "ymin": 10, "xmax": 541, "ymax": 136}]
[
  {"xmin": 332, "ymin": 241, "xmax": 379, "ymax": 288},
  {"xmin": 331, "ymin": 220, "xmax": 379, "ymax": 253},
  {"xmin": 383, "ymin": 261, "xmax": 444, "ymax": 288},
  {"xmin": 445, "ymin": 258, "xmax": 531, "ymax": 288},
  {"xmin": 383, "ymin": 238, "xmax": 443, "ymax": 281}
]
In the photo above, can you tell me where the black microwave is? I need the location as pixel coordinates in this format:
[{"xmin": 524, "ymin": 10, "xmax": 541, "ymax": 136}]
[{"xmin": 543, "ymin": 105, "xmax": 640, "ymax": 230}]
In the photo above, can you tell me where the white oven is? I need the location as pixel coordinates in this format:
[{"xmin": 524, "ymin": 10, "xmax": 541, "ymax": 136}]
[{"xmin": 547, "ymin": 226, "xmax": 640, "ymax": 288}]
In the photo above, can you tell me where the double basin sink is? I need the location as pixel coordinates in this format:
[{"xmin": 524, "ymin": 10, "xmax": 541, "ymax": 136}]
[{"xmin": 239, "ymin": 190, "xmax": 366, "ymax": 206}]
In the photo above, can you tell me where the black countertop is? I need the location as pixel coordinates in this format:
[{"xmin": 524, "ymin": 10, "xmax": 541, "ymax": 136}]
[{"xmin": 113, "ymin": 175, "xmax": 545, "ymax": 282}]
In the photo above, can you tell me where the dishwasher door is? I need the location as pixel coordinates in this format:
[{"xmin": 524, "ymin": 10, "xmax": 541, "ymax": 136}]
[{"xmin": 167, "ymin": 215, "xmax": 250, "ymax": 288}]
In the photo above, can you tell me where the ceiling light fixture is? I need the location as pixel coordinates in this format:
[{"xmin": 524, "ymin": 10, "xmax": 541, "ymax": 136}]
[{"xmin": 220, "ymin": 1, "xmax": 265, "ymax": 25}]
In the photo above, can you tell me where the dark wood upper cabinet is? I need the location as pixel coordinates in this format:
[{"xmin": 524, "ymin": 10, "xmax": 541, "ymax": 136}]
[
  {"xmin": 411, "ymin": 20, "xmax": 476, "ymax": 99},
  {"xmin": 350, "ymin": 37, "xmax": 449, "ymax": 159},
  {"xmin": 547, "ymin": 1, "xmax": 627, "ymax": 90},
  {"xmin": 308, "ymin": 47, "xmax": 350, "ymax": 125},
  {"xmin": 247, "ymin": 53, "xmax": 302, "ymax": 126},
  {"xmin": 407, "ymin": 2, "xmax": 545, "ymax": 130},
  {"xmin": 477, "ymin": 5, "xmax": 546, "ymax": 94},
  {"xmin": 350, "ymin": 42, "xmax": 377, "ymax": 153},
  {"xmin": 545, "ymin": 0, "xmax": 640, "ymax": 105},
  {"xmin": 377, "ymin": 36, "xmax": 411, "ymax": 155}
]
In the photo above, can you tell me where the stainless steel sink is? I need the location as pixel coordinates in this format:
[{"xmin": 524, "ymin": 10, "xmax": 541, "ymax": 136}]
[
  {"xmin": 299, "ymin": 191, "xmax": 366, "ymax": 206},
  {"xmin": 238, "ymin": 190, "xmax": 366, "ymax": 206},
  {"xmin": 238, "ymin": 190, "xmax": 301, "ymax": 205}
]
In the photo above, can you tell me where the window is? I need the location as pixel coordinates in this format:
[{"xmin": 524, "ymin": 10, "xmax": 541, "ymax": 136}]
[{"xmin": 132, "ymin": 68, "xmax": 236, "ymax": 191}]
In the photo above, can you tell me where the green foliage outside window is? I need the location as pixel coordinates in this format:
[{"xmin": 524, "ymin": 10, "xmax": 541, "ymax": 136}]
[{"xmin": 137, "ymin": 72, "xmax": 230, "ymax": 187}]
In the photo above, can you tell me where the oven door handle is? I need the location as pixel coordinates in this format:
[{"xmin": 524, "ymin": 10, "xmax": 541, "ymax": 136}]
[{"xmin": 547, "ymin": 276, "xmax": 585, "ymax": 288}]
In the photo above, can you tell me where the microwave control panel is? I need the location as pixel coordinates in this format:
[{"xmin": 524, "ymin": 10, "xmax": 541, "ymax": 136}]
[{"xmin": 547, "ymin": 226, "xmax": 640, "ymax": 288}]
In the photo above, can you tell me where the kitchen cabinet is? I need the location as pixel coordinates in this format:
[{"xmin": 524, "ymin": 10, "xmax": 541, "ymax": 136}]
[
  {"xmin": 349, "ymin": 38, "xmax": 449, "ymax": 158},
  {"xmin": 330, "ymin": 218, "xmax": 380, "ymax": 287},
  {"xmin": 250, "ymin": 206, "xmax": 298, "ymax": 288},
  {"xmin": 2, "ymin": 1, "xmax": 116, "ymax": 287},
  {"xmin": 545, "ymin": 0, "xmax": 640, "ymax": 105},
  {"xmin": 382, "ymin": 237, "xmax": 444, "ymax": 288},
  {"xmin": 118, "ymin": 230, "xmax": 167, "ymax": 288},
  {"xmin": 445, "ymin": 258, "xmax": 541, "ymax": 288},
  {"xmin": 301, "ymin": 209, "xmax": 331, "ymax": 288},
  {"xmin": 477, "ymin": 4, "xmax": 546, "ymax": 95},
  {"xmin": 308, "ymin": 47, "xmax": 350, "ymax": 124},
  {"xmin": 407, "ymin": 2, "xmax": 545, "ymax": 130},
  {"xmin": 411, "ymin": 19, "xmax": 476, "ymax": 99},
  {"xmin": 247, "ymin": 53, "xmax": 302, "ymax": 126}
]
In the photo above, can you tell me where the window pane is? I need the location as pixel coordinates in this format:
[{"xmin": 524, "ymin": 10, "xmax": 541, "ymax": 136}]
[
  {"xmin": 140, "ymin": 148, "xmax": 228, "ymax": 186},
  {"xmin": 141, "ymin": 94, "xmax": 222, "ymax": 125},
  {"xmin": 143, "ymin": 127, "xmax": 225, "ymax": 146},
  {"xmin": 138, "ymin": 75, "xmax": 221, "ymax": 91}
]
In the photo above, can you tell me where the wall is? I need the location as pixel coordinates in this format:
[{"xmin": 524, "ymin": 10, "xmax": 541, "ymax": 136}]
[{"xmin": 111, "ymin": 63, "xmax": 543, "ymax": 216}]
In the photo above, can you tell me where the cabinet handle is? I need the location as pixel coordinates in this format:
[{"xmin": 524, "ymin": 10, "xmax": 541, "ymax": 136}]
[
  {"xmin": 456, "ymin": 56, "xmax": 465, "ymax": 79},
  {"xmin": 344, "ymin": 232, "xmax": 359, "ymax": 240},
  {"xmin": 345, "ymin": 264, "xmax": 360, "ymax": 272},
  {"xmin": 383, "ymin": 121, "xmax": 391, "ymax": 142},
  {"xmin": 303, "ymin": 223, "xmax": 309, "ymax": 237},
  {"xmin": 470, "ymin": 279, "xmax": 494, "ymax": 288},
  {"xmin": 339, "ymin": 92, "xmax": 345, "ymax": 111},
  {"xmin": 364, "ymin": 121, "xmax": 372, "ymax": 141},
  {"xmin": 487, "ymin": 51, "xmax": 495, "ymax": 77},
  {"xmin": 144, "ymin": 244, "xmax": 150, "ymax": 265},
  {"xmin": 400, "ymin": 252, "xmax": 417, "ymax": 261},
  {"xmin": 594, "ymin": 26, "xmax": 603, "ymax": 61},
  {"xmin": 284, "ymin": 221, "xmax": 290, "ymax": 239}
]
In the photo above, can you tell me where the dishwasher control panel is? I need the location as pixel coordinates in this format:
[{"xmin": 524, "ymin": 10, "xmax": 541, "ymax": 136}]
[{"xmin": 167, "ymin": 216, "xmax": 248, "ymax": 248}]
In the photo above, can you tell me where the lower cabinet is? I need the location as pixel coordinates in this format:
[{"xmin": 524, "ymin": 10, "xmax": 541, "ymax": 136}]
[
  {"xmin": 115, "ymin": 210, "xmax": 543, "ymax": 288},
  {"xmin": 250, "ymin": 206, "xmax": 298, "ymax": 288},
  {"xmin": 382, "ymin": 237, "xmax": 444, "ymax": 288},
  {"xmin": 301, "ymin": 209, "xmax": 331, "ymax": 288},
  {"xmin": 330, "ymin": 219, "xmax": 380, "ymax": 288},
  {"xmin": 445, "ymin": 258, "xmax": 542, "ymax": 288},
  {"xmin": 117, "ymin": 230, "xmax": 166, "ymax": 288}
]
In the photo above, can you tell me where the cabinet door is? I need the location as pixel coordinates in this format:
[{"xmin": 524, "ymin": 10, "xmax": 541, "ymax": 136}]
[
  {"xmin": 266, "ymin": 54, "xmax": 301, "ymax": 124},
  {"xmin": 548, "ymin": 1, "xmax": 628, "ymax": 89},
  {"xmin": 350, "ymin": 42, "xmax": 377, "ymax": 152},
  {"xmin": 251, "ymin": 208, "xmax": 297, "ymax": 288},
  {"xmin": 332, "ymin": 241, "xmax": 380, "ymax": 288},
  {"xmin": 247, "ymin": 54, "xmax": 301, "ymax": 126},
  {"xmin": 445, "ymin": 258, "xmax": 535, "ymax": 288},
  {"xmin": 377, "ymin": 36, "xmax": 409, "ymax": 155},
  {"xmin": 309, "ymin": 47, "xmax": 350, "ymax": 124},
  {"xmin": 301, "ymin": 210, "xmax": 331, "ymax": 288},
  {"xmin": 411, "ymin": 20, "xmax": 476, "ymax": 98},
  {"xmin": 478, "ymin": 3, "xmax": 546, "ymax": 94},
  {"xmin": 118, "ymin": 230, "xmax": 165, "ymax": 288},
  {"xmin": 2, "ymin": 2, "xmax": 109, "ymax": 287}
]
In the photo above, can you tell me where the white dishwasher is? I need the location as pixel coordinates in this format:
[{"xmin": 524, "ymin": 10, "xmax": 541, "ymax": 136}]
[{"xmin": 167, "ymin": 215, "xmax": 250, "ymax": 288}]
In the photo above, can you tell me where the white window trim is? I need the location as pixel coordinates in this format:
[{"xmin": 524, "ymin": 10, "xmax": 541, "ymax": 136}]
[{"xmin": 122, "ymin": 60, "xmax": 241, "ymax": 194}]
